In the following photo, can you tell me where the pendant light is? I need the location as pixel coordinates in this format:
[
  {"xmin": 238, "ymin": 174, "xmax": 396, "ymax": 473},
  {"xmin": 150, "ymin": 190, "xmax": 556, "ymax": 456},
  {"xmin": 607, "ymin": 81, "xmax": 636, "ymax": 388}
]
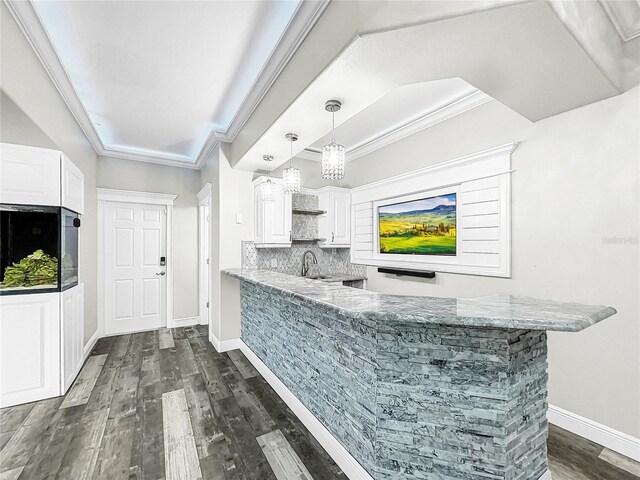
[
  {"xmin": 321, "ymin": 99, "xmax": 345, "ymax": 180},
  {"xmin": 282, "ymin": 133, "xmax": 301, "ymax": 194},
  {"xmin": 262, "ymin": 155, "xmax": 275, "ymax": 202}
]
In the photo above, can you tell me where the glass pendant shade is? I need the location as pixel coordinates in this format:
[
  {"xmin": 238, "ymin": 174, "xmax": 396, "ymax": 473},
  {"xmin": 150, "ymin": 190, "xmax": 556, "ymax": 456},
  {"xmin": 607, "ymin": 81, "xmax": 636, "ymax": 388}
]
[
  {"xmin": 321, "ymin": 141, "xmax": 345, "ymax": 180},
  {"xmin": 282, "ymin": 166, "xmax": 301, "ymax": 194},
  {"xmin": 262, "ymin": 178, "xmax": 276, "ymax": 202},
  {"xmin": 322, "ymin": 99, "xmax": 346, "ymax": 180}
]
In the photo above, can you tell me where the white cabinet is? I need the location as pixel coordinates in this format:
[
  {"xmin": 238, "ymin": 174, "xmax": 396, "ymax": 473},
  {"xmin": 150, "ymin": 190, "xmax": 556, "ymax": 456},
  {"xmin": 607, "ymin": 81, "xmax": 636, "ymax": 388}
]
[
  {"xmin": 0, "ymin": 293, "xmax": 61, "ymax": 408},
  {"xmin": 61, "ymin": 284, "xmax": 84, "ymax": 391},
  {"xmin": 0, "ymin": 143, "xmax": 61, "ymax": 206},
  {"xmin": 0, "ymin": 143, "xmax": 84, "ymax": 214},
  {"xmin": 254, "ymin": 179, "xmax": 292, "ymax": 248},
  {"xmin": 318, "ymin": 188, "xmax": 351, "ymax": 248},
  {"xmin": 62, "ymin": 155, "xmax": 85, "ymax": 214}
]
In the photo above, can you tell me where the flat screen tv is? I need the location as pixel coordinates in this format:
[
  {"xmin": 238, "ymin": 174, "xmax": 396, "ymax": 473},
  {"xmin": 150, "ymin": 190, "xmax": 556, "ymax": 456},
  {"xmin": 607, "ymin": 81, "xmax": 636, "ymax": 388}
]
[{"xmin": 378, "ymin": 193, "xmax": 456, "ymax": 256}]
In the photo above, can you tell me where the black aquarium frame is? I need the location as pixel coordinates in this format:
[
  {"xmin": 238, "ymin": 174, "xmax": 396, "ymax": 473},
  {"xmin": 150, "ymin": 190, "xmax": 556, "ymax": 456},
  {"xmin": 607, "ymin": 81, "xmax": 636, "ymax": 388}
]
[{"xmin": 0, "ymin": 203, "xmax": 80, "ymax": 296}]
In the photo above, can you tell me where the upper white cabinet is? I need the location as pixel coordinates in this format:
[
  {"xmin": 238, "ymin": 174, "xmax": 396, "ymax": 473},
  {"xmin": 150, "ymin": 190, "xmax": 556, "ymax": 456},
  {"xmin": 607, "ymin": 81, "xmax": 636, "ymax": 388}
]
[
  {"xmin": 0, "ymin": 143, "xmax": 84, "ymax": 214},
  {"xmin": 0, "ymin": 143, "xmax": 61, "ymax": 206},
  {"xmin": 254, "ymin": 178, "xmax": 292, "ymax": 248},
  {"xmin": 318, "ymin": 187, "xmax": 351, "ymax": 248},
  {"xmin": 62, "ymin": 154, "xmax": 85, "ymax": 214}
]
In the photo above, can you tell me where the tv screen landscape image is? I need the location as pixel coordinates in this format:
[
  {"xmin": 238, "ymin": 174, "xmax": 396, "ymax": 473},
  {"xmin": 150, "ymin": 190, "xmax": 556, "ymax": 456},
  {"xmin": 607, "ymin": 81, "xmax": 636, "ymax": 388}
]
[{"xmin": 379, "ymin": 193, "xmax": 456, "ymax": 255}]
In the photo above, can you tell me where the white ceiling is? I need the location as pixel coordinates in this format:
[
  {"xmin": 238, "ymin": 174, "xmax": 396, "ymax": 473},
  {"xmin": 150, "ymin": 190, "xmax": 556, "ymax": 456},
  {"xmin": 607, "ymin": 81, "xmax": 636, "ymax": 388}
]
[
  {"xmin": 8, "ymin": 0, "xmax": 637, "ymax": 171},
  {"xmin": 235, "ymin": 1, "xmax": 624, "ymax": 172},
  {"xmin": 304, "ymin": 79, "xmax": 481, "ymax": 161},
  {"xmin": 9, "ymin": 0, "xmax": 326, "ymax": 167}
]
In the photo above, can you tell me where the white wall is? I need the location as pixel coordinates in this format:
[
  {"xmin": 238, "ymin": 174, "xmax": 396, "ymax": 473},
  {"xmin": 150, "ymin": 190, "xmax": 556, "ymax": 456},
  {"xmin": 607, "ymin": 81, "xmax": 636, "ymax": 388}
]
[
  {"xmin": 200, "ymin": 144, "xmax": 254, "ymax": 343},
  {"xmin": 97, "ymin": 156, "xmax": 201, "ymax": 320},
  {"xmin": 1, "ymin": 3, "xmax": 99, "ymax": 345},
  {"xmin": 338, "ymin": 88, "xmax": 640, "ymax": 438}
]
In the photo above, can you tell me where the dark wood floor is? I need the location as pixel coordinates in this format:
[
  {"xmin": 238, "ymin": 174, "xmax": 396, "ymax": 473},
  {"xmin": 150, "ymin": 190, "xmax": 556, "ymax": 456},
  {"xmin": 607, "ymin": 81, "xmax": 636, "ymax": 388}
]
[{"xmin": 0, "ymin": 325, "xmax": 638, "ymax": 480}]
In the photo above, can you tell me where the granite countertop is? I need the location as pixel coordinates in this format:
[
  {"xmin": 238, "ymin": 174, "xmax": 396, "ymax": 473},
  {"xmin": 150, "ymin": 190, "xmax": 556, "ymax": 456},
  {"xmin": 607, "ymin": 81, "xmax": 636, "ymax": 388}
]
[
  {"xmin": 305, "ymin": 273, "xmax": 367, "ymax": 283},
  {"xmin": 222, "ymin": 269, "xmax": 617, "ymax": 332}
]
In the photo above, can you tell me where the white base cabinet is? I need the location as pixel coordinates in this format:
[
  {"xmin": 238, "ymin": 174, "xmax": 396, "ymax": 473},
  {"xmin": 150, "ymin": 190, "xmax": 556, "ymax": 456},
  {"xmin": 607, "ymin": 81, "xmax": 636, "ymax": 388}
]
[
  {"xmin": 0, "ymin": 284, "xmax": 85, "ymax": 408},
  {"xmin": 0, "ymin": 292, "xmax": 61, "ymax": 408},
  {"xmin": 61, "ymin": 284, "xmax": 84, "ymax": 392}
]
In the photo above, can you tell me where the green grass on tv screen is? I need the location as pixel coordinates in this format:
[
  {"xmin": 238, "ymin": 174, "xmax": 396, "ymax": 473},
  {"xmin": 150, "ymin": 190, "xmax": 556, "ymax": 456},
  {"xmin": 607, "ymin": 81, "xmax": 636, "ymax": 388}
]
[{"xmin": 378, "ymin": 193, "xmax": 457, "ymax": 256}]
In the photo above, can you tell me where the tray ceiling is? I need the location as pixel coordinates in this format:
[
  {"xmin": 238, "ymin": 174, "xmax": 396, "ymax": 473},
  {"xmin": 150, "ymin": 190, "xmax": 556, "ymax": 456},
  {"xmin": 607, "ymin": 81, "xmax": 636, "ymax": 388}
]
[{"xmin": 7, "ymin": 0, "xmax": 327, "ymax": 168}]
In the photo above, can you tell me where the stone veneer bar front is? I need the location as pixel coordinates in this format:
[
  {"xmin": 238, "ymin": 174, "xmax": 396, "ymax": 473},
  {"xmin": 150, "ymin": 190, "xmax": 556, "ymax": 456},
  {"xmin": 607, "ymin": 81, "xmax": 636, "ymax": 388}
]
[{"xmin": 222, "ymin": 269, "xmax": 617, "ymax": 480}]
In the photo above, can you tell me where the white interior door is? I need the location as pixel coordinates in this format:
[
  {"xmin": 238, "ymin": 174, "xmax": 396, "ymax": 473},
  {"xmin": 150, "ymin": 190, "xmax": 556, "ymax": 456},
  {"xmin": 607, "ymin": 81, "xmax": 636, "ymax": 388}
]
[{"xmin": 104, "ymin": 201, "xmax": 167, "ymax": 335}]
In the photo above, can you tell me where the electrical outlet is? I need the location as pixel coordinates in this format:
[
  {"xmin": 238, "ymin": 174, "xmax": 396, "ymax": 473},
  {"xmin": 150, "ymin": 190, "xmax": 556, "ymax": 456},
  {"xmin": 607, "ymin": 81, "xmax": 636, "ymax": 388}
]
[{"xmin": 270, "ymin": 258, "xmax": 278, "ymax": 268}]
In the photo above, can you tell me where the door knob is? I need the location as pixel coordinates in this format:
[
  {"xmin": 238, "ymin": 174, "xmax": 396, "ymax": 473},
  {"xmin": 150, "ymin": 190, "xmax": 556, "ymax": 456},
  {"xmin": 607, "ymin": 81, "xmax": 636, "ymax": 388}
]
[{"xmin": 156, "ymin": 272, "xmax": 166, "ymax": 276}]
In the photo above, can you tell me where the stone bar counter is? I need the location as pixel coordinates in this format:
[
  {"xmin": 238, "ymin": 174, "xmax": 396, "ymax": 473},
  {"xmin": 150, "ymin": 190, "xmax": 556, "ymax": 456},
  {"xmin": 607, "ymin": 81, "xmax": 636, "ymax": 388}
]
[{"xmin": 222, "ymin": 269, "xmax": 616, "ymax": 480}]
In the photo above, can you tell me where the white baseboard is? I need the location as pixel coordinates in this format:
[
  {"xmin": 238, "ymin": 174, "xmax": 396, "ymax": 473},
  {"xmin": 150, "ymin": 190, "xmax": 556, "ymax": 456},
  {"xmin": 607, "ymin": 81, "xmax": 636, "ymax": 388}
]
[
  {"xmin": 83, "ymin": 329, "xmax": 100, "ymax": 359},
  {"xmin": 168, "ymin": 315, "xmax": 200, "ymax": 328},
  {"xmin": 548, "ymin": 405, "xmax": 640, "ymax": 462},
  {"xmin": 209, "ymin": 333, "xmax": 243, "ymax": 353},
  {"xmin": 239, "ymin": 340, "xmax": 374, "ymax": 480}
]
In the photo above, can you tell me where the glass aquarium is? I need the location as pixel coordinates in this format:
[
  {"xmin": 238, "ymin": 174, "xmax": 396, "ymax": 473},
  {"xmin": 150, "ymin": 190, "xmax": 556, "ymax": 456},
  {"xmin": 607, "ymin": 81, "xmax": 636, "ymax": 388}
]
[{"xmin": 0, "ymin": 204, "xmax": 80, "ymax": 295}]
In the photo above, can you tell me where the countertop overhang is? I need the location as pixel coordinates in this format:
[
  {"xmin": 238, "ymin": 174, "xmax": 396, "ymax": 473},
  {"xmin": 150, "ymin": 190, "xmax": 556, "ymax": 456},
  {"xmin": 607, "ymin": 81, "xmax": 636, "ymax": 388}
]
[{"xmin": 222, "ymin": 269, "xmax": 617, "ymax": 332}]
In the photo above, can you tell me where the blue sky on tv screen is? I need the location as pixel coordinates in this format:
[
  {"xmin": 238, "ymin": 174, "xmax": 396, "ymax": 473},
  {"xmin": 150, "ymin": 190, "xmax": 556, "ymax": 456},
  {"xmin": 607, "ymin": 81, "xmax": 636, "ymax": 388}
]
[{"xmin": 379, "ymin": 193, "xmax": 456, "ymax": 215}]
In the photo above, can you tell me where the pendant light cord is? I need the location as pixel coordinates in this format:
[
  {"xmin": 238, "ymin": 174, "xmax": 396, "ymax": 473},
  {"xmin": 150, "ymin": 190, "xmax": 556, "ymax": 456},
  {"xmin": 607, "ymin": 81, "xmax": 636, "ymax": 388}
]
[
  {"xmin": 290, "ymin": 137, "xmax": 294, "ymax": 168},
  {"xmin": 332, "ymin": 110, "xmax": 336, "ymax": 143}
]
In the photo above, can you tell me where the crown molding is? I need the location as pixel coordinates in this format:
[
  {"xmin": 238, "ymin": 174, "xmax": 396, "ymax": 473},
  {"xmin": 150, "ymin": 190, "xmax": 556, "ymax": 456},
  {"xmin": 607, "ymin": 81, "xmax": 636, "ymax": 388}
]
[
  {"xmin": 215, "ymin": 0, "xmax": 330, "ymax": 143},
  {"xmin": 4, "ymin": 0, "xmax": 106, "ymax": 154},
  {"xmin": 99, "ymin": 152, "xmax": 201, "ymax": 170},
  {"xmin": 4, "ymin": 0, "xmax": 327, "ymax": 170},
  {"xmin": 350, "ymin": 141, "xmax": 518, "ymax": 194},
  {"xmin": 300, "ymin": 90, "xmax": 492, "ymax": 163},
  {"xmin": 600, "ymin": 0, "xmax": 640, "ymax": 42}
]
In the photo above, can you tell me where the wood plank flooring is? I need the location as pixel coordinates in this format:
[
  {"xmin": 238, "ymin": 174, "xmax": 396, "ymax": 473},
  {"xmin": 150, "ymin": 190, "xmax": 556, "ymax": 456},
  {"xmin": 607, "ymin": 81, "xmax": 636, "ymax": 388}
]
[
  {"xmin": 0, "ymin": 326, "xmax": 346, "ymax": 480},
  {"xmin": 0, "ymin": 325, "xmax": 637, "ymax": 480}
]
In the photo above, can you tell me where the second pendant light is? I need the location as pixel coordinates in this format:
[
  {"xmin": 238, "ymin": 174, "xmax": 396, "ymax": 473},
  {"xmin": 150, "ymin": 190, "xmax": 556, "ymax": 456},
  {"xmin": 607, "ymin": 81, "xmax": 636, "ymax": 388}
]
[
  {"xmin": 282, "ymin": 132, "xmax": 301, "ymax": 194},
  {"xmin": 321, "ymin": 99, "xmax": 345, "ymax": 180}
]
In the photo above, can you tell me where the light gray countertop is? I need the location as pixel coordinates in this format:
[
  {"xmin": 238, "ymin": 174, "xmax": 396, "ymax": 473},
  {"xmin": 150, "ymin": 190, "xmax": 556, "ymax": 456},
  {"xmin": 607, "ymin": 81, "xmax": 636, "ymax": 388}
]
[
  {"xmin": 222, "ymin": 268, "xmax": 617, "ymax": 332},
  {"xmin": 305, "ymin": 273, "xmax": 367, "ymax": 283}
]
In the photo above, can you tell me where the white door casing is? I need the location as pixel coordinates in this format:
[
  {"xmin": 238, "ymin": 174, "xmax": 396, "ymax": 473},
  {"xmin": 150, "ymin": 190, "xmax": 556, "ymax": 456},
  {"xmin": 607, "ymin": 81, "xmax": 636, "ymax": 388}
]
[
  {"xmin": 98, "ymin": 189, "xmax": 176, "ymax": 336},
  {"xmin": 197, "ymin": 183, "xmax": 212, "ymax": 327}
]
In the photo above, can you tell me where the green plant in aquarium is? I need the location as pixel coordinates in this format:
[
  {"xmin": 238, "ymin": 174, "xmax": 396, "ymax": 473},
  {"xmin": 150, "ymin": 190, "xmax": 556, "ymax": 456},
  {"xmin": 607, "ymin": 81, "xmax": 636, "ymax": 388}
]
[{"xmin": 1, "ymin": 249, "xmax": 58, "ymax": 288}]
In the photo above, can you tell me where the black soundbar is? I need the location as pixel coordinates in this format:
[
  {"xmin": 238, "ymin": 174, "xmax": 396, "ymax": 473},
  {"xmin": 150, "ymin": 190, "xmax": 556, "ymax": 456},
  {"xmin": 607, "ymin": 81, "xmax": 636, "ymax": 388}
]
[{"xmin": 377, "ymin": 267, "xmax": 436, "ymax": 279}]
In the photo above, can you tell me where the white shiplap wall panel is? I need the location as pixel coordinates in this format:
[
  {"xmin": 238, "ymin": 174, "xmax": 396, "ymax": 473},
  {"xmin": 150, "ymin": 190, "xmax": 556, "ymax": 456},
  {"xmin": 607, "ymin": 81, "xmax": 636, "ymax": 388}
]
[
  {"xmin": 459, "ymin": 227, "xmax": 500, "ymax": 241},
  {"xmin": 351, "ymin": 202, "xmax": 373, "ymax": 261},
  {"xmin": 349, "ymin": 143, "xmax": 514, "ymax": 277},
  {"xmin": 460, "ymin": 201, "xmax": 499, "ymax": 216}
]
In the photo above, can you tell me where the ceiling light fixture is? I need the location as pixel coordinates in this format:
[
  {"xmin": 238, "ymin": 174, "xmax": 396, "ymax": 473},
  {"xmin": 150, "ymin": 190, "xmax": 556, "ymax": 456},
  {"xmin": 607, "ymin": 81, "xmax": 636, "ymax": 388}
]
[
  {"xmin": 282, "ymin": 133, "xmax": 301, "ymax": 194},
  {"xmin": 262, "ymin": 154, "xmax": 275, "ymax": 202},
  {"xmin": 321, "ymin": 99, "xmax": 345, "ymax": 180}
]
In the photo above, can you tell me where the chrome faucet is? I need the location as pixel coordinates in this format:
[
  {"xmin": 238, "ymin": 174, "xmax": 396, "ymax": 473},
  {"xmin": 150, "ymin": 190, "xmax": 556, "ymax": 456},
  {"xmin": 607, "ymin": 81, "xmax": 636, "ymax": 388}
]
[{"xmin": 301, "ymin": 250, "xmax": 318, "ymax": 276}]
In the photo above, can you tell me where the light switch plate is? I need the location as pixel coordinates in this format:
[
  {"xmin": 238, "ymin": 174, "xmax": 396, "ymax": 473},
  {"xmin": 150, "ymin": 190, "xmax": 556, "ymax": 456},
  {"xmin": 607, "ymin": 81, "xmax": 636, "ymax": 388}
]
[{"xmin": 235, "ymin": 213, "xmax": 243, "ymax": 224}]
